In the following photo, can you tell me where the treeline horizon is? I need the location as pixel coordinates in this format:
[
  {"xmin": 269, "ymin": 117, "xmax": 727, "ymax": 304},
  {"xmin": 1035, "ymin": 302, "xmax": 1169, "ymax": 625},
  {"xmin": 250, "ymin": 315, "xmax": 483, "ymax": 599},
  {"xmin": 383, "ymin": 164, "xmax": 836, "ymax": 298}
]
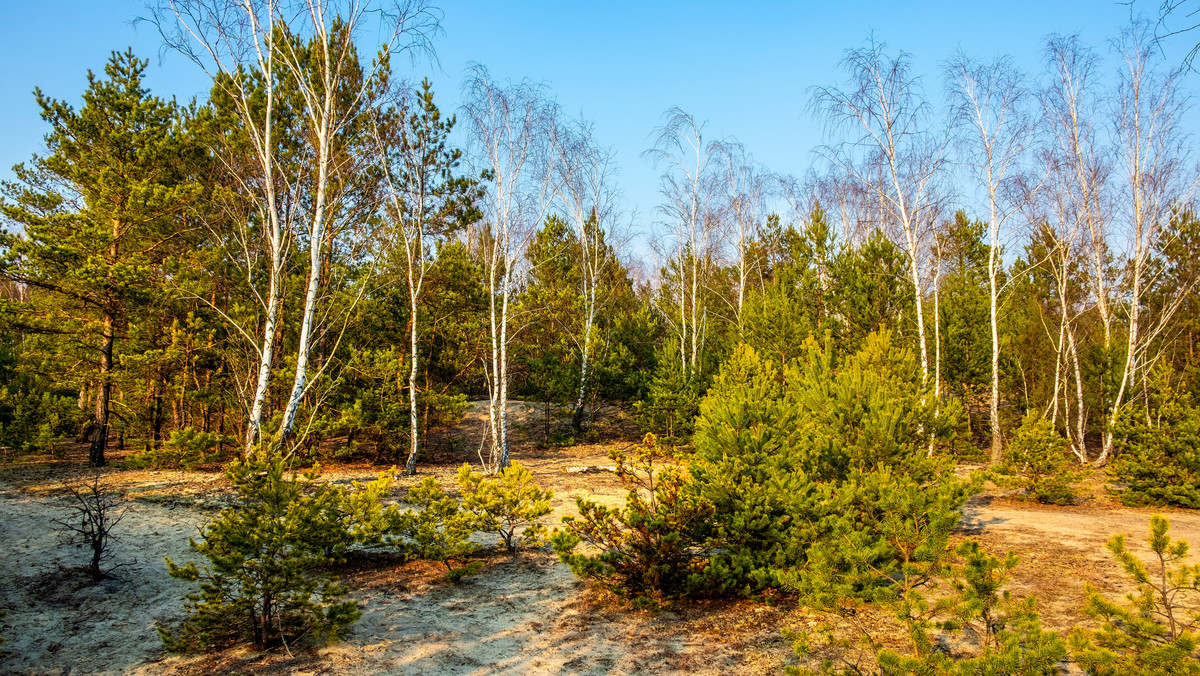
[{"xmin": 0, "ymin": 0, "xmax": 1197, "ymax": 475}]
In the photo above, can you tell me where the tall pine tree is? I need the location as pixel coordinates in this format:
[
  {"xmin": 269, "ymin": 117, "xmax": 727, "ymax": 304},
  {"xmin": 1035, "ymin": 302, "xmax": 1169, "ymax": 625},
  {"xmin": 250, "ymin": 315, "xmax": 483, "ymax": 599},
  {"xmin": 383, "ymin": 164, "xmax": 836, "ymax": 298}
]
[{"xmin": 0, "ymin": 50, "xmax": 197, "ymax": 465}]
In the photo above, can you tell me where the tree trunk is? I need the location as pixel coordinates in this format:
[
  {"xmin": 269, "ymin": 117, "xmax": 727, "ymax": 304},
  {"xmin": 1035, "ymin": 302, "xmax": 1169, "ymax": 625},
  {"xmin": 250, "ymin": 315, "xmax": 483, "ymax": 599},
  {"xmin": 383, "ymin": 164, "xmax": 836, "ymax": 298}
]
[
  {"xmin": 988, "ymin": 240, "xmax": 1003, "ymax": 463},
  {"xmin": 90, "ymin": 313, "xmax": 114, "ymax": 467},
  {"xmin": 278, "ymin": 119, "xmax": 332, "ymax": 449},
  {"xmin": 571, "ymin": 299, "xmax": 594, "ymax": 432},
  {"xmin": 404, "ymin": 293, "xmax": 421, "ymax": 474}
]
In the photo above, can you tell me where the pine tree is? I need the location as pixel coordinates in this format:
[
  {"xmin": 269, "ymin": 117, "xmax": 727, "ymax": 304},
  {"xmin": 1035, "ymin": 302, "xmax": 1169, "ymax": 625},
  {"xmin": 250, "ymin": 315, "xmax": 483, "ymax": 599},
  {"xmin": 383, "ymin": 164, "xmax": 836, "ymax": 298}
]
[
  {"xmin": 161, "ymin": 452, "xmax": 362, "ymax": 651},
  {"xmin": 1, "ymin": 50, "xmax": 197, "ymax": 466}
]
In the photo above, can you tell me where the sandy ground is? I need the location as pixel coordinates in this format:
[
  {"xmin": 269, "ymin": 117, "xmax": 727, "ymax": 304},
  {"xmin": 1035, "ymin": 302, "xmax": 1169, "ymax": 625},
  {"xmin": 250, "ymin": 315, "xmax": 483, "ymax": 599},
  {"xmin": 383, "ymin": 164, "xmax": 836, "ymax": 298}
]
[{"xmin": 1, "ymin": 401, "xmax": 1197, "ymax": 675}]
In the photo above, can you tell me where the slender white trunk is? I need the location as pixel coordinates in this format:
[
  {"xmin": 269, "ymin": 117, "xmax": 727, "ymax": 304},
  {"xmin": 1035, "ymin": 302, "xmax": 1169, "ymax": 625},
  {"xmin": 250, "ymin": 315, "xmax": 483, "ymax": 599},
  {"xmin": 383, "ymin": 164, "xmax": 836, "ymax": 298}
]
[
  {"xmin": 486, "ymin": 234, "xmax": 502, "ymax": 470},
  {"xmin": 910, "ymin": 251, "xmax": 930, "ymax": 384},
  {"xmin": 404, "ymin": 289, "xmax": 420, "ymax": 473},
  {"xmin": 498, "ymin": 245, "xmax": 512, "ymax": 469},
  {"xmin": 1067, "ymin": 320, "xmax": 1088, "ymax": 461},
  {"xmin": 1049, "ymin": 318, "xmax": 1064, "ymax": 425},
  {"xmin": 245, "ymin": 280, "xmax": 280, "ymax": 453},
  {"xmin": 244, "ymin": 49, "xmax": 283, "ymax": 456},
  {"xmin": 988, "ymin": 202, "xmax": 1003, "ymax": 462},
  {"xmin": 1100, "ymin": 249, "xmax": 1141, "ymax": 465},
  {"xmin": 279, "ymin": 116, "xmax": 331, "ymax": 447},
  {"xmin": 572, "ymin": 287, "xmax": 595, "ymax": 430}
]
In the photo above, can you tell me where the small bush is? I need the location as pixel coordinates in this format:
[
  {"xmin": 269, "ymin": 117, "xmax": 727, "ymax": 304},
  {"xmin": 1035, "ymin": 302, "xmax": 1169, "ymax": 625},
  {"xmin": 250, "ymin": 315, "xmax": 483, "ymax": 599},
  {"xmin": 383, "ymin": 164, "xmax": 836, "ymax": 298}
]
[
  {"xmin": 552, "ymin": 433, "xmax": 715, "ymax": 608},
  {"xmin": 1070, "ymin": 515, "xmax": 1200, "ymax": 675},
  {"xmin": 123, "ymin": 427, "xmax": 228, "ymax": 471},
  {"xmin": 784, "ymin": 540, "xmax": 1066, "ymax": 676},
  {"xmin": 458, "ymin": 462, "xmax": 553, "ymax": 552},
  {"xmin": 1003, "ymin": 412, "xmax": 1084, "ymax": 505},
  {"xmin": 160, "ymin": 452, "xmax": 361, "ymax": 652},
  {"xmin": 1109, "ymin": 381, "xmax": 1200, "ymax": 508},
  {"xmin": 689, "ymin": 336, "xmax": 971, "ymax": 594},
  {"xmin": 393, "ymin": 477, "xmax": 480, "ymax": 580},
  {"xmin": 0, "ymin": 388, "xmax": 80, "ymax": 456},
  {"xmin": 634, "ymin": 342, "xmax": 701, "ymax": 444},
  {"xmin": 52, "ymin": 472, "xmax": 128, "ymax": 583}
]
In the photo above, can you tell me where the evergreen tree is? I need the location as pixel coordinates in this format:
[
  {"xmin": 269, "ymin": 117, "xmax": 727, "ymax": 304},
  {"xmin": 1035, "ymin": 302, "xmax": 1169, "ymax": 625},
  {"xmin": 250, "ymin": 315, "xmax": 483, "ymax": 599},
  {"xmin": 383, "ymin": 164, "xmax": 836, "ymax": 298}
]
[
  {"xmin": 937, "ymin": 213, "xmax": 993, "ymax": 439},
  {"xmin": 161, "ymin": 452, "xmax": 362, "ymax": 651},
  {"xmin": 1, "ymin": 50, "xmax": 197, "ymax": 465}
]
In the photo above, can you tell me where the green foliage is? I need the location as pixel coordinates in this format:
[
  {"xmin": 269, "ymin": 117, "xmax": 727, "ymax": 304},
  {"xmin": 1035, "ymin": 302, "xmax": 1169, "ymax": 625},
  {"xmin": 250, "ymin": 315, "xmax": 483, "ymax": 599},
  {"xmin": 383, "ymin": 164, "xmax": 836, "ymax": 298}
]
[
  {"xmin": 689, "ymin": 335, "xmax": 972, "ymax": 593},
  {"xmin": 301, "ymin": 470, "xmax": 401, "ymax": 560},
  {"xmin": 123, "ymin": 427, "xmax": 228, "ymax": 471},
  {"xmin": 634, "ymin": 341, "xmax": 701, "ymax": 444},
  {"xmin": 1110, "ymin": 379, "xmax": 1200, "ymax": 508},
  {"xmin": 740, "ymin": 280, "xmax": 816, "ymax": 367},
  {"xmin": 828, "ymin": 232, "xmax": 913, "ymax": 352},
  {"xmin": 159, "ymin": 452, "xmax": 362, "ymax": 651},
  {"xmin": 393, "ymin": 477, "xmax": 480, "ymax": 579},
  {"xmin": 552, "ymin": 433, "xmax": 715, "ymax": 607},
  {"xmin": 1, "ymin": 49, "xmax": 199, "ymax": 466},
  {"xmin": 1001, "ymin": 412, "xmax": 1085, "ymax": 505},
  {"xmin": 785, "ymin": 541, "xmax": 1066, "ymax": 676},
  {"xmin": 1071, "ymin": 515, "xmax": 1200, "ymax": 675},
  {"xmin": 458, "ymin": 462, "xmax": 553, "ymax": 552},
  {"xmin": 0, "ymin": 387, "xmax": 80, "ymax": 455},
  {"xmin": 937, "ymin": 213, "xmax": 993, "ymax": 407}
]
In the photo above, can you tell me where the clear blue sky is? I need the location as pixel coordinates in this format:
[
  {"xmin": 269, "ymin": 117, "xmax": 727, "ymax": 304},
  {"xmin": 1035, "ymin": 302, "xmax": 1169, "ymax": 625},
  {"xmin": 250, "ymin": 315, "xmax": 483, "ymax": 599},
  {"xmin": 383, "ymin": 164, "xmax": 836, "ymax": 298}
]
[{"xmin": 1, "ymin": 0, "xmax": 1192, "ymax": 238}]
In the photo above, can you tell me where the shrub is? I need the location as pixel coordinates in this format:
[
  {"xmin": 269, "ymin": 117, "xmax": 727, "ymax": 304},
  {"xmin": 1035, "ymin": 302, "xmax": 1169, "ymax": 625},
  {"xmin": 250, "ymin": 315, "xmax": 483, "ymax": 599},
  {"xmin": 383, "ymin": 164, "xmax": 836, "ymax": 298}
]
[
  {"xmin": 299, "ymin": 469, "xmax": 399, "ymax": 560},
  {"xmin": 458, "ymin": 462, "xmax": 553, "ymax": 552},
  {"xmin": 1070, "ymin": 515, "xmax": 1200, "ymax": 675},
  {"xmin": 1003, "ymin": 412, "xmax": 1085, "ymax": 505},
  {"xmin": 160, "ymin": 452, "xmax": 361, "ymax": 651},
  {"xmin": 123, "ymin": 427, "xmax": 227, "ymax": 471},
  {"xmin": 52, "ymin": 472, "xmax": 128, "ymax": 583},
  {"xmin": 0, "ymin": 388, "xmax": 79, "ymax": 456},
  {"xmin": 689, "ymin": 335, "xmax": 971, "ymax": 593},
  {"xmin": 1109, "ymin": 381, "xmax": 1200, "ymax": 508},
  {"xmin": 784, "ymin": 540, "xmax": 1065, "ymax": 676},
  {"xmin": 634, "ymin": 342, "xmax": 701, "ymax": 445},
  {"xmin": 552, "ymin": 433, "xmax": 715, "ymax": 607},
  {"xmin": 393, "ymin": 477, "xmax": 481, "ymax": 580}
]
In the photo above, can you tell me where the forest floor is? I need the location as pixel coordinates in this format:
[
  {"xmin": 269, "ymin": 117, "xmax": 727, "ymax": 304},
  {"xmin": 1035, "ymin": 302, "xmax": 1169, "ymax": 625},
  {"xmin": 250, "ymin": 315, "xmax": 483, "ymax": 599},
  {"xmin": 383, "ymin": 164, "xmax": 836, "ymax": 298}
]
[{"xmin": 1, "ymin": 402, "xmax": 1199, "ymax": 675}]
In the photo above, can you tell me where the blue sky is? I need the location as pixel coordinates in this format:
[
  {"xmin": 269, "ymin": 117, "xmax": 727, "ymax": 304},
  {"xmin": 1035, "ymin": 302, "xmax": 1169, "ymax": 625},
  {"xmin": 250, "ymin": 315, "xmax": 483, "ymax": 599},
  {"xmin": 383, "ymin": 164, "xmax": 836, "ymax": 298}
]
[{"xmin": 1, "ymin": 0, "xmax": 1192, "ymax": 239}]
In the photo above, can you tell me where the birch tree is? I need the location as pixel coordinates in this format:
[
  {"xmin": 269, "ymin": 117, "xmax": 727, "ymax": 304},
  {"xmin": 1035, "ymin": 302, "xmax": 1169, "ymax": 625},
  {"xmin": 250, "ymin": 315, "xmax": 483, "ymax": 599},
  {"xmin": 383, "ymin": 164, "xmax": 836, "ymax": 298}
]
[
  {"xmin": 376, "ymin": 80, "xmax": 478, "ymax": 474},
  {"xmin": 811, "ymin": 38, "xmax": 945, "ymax": 385},
  {"xmin": 644, "ymin": 108, "xmax": 719, "ymax": 380},
  {"xmin": 1026, "ymin": 195, "xmax": 1090, "ymax": 461},
  {"xmin": 946, "ymin": 51, "xmax": 1038, "ymax": 462},
  {"xmin": 1040, "ymin": 35, "xmax": 1115, "ymax": 463},
  {"xmin": 713, "ymin": 140, "xmax": 768, "ymax": 330},
  {"xmin": 155, "ymin": 0, "xmax": 439, "ymax": 452},
  {"xmin": 1101, "ymin": 23, "xmax": 1195, "ymax": 463},
  {"xmin": 549, "ymin": 114, "xmax": 620, "ymax": 432},
  {"xmin": 462, "ymin": 66, "xmax": 554, "ymax": 472}
]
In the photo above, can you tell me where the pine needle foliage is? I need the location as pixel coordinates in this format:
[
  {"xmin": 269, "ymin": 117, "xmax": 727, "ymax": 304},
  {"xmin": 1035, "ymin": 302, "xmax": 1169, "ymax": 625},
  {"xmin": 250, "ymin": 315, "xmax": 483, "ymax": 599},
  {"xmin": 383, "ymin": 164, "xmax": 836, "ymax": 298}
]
[
  {"xmin": 159, "ymin": 452, "xmax": 363, "ymax": 652},
  {"xmin": 552, "ymin": 433, "xmax": 715, "ymax": 608},
  {"xmin": 784, "ymin": 540, "xmax": 1066, "ymax": 676},
  {"xmin": 394, "ymin": 476, "xmax": 481, "ymax": 580},
  {"xmin": 458, "ymin": 462, "xmax": 553, "ymax": 552},
  {"xmin": 690, "ymin": 334, "xmax": 975, "ymax": 594},
  {"xmin": 1071, "ymin": 515, "xmax": 1200, "ymax": 675},
  {"xmin": 1109, "ymin": 379, "xmax": 1200, "ymax": 508},
  {"xmin": 1001, "ymin": 412, "xmax": 1086, "ymax": 505}
]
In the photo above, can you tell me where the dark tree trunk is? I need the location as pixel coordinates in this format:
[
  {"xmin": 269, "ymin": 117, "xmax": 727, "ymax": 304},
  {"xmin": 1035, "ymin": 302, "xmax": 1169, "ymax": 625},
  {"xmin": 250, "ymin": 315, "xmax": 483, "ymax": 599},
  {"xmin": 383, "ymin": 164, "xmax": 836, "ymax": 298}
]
[
  {"xmin": 571, "ymin": 401, "xmax": 585, "ymax": 433},
  {"xmin": 152, "ymin": 377, "xmax": 164, "ymax": 448},
  {"xmin": 89, "ymin": 315, "xmax": 114, "ymax": 467}
]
